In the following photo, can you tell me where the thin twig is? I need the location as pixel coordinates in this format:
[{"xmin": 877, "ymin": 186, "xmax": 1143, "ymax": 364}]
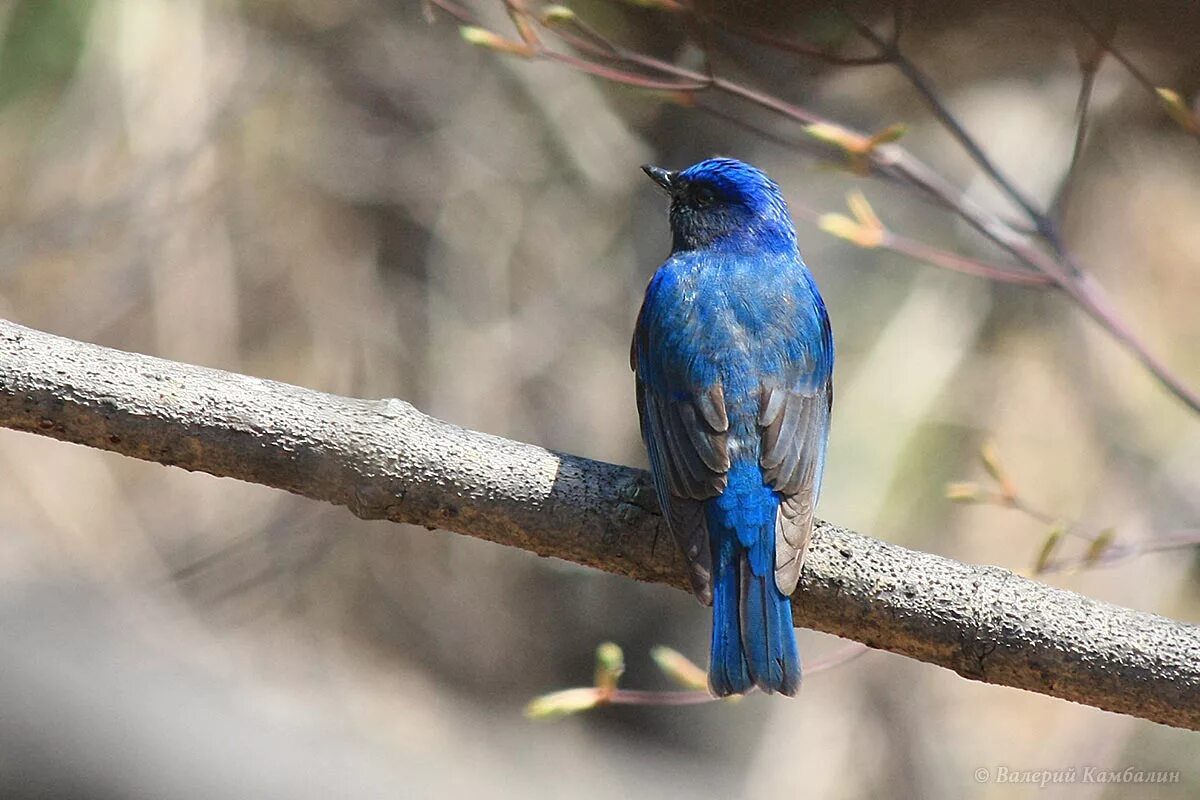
[
  {"xmin": 561, "ymin": 642, "xmax": 871, "ymax": 709},
  {"xmin": 836, "ymin": 3, "xmax": 1050, "ymax": 234},
  {"xmin": 605, "ymin": 689, "xmax": 719, "ymax": 706},
  {"xmin": 426, "ymin": 0, "xmax": 474, "ymax": 24},
  {"xmin": 804, "ymin": 640, "xmax": 871, "ymax": 673},
  {"xmin": 544, "ymin": 50, "xmax": 711, "ymax": 91},
  {"xmin": 1006, "ymin": 495, "xmax": 1066, "ymax": 531},
  {"xmin": 1068, "ymin": 3, "xmax": 1200, "ymax": 143},
  {"xmin": 787, "ymin": 200, "xmax": 1056, "ymax": 287},
  {"xmin": 700, "ymin": 15, "xmax": 895, "ymax": 67},
  {"xmin": 884, "ymin": 233, "xmax": 1055, "ymax": 287},
  {"xmin": 1039, "ymin": 529, "xmax": 1200, "ymax": 575},
  {"xmin": 1051, "ymin": 19, "xmax": 1111, "ymax": 220},
  {"xmin": 1067, "ymin": 4, "xmax": 1158, "ymax": 96}
]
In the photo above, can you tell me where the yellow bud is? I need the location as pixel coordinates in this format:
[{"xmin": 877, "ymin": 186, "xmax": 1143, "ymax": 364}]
[
  {"xmin": 819, "ymin": 213, "xmax": 861, "ymax": 241},
  {"xmin": 945, "ymin": 482, "xmax": 981, "ymax": 503},
  {"xmin": 1035, "ymin": 526, "xmax": 1064, "ymax": 573},
  {"xmin": 867, "ymin": 123, "xmax": 907, "ymax": 147},
  {"xmin": 979, "ymin": 441, "xmax": 1004, "ymax": 482},
  {"xmin": 459, "ymin": 26, "xmax": 533, "ymax": 58},
  {"xmin": 847, "ymin": 191, "xmax": 883, "ymax": 230},
  {"xmin": 620, "ymin": 0, "xmax": 686, "ymax": 10},
  {"xmin": 818, "ymin": 193, "xmax": 886, "ymax": 249},
  {"xmin": 540, "ymin": 5, "xmax": 575, "ymax": 24},
  {"xmin": 819, "ymin": 214, "xmax": 883, "ymax": 249},
  {"xmin": 803, "ymin": 122, "xmax": 871, "ymax": 154},
  {"xmin": 524, "ymin": 687, "xmax": 603, "ymax": 720},
  {"xmin": 1084, "ymin": 527, "xmax": 1116, "ymax": 566},
  {"xmin": 1156, "ymin": 88, "xmax": 1200, "ymax": 135},
  {"xmin": 504, "ymin": 0, "xmax": 541, "ymax": 47},
  {"xmin": 805, "ymin": 122, "xmax": 905, "ymax": 159},
  {"xmin": 595, "ymin": 641, "xmax": 625, "ymax": 691},
  {"xmin": 650, "ymin": 646, "xmax": 709, "ymax": 691},
  {"xmin": 978, "ymin": 440, "xmax": 1017, "ymax": 500}
]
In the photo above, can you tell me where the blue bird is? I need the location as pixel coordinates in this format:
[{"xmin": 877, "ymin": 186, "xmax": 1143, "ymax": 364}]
[{"xmin": 632, "ymin": 157, "xmax": 833, "ymax": 696}]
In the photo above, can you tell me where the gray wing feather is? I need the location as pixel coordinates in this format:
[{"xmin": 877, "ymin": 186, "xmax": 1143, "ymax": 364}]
[
  {"xmin": 678, "ymin": 402, "xmax": 732, "ymax": 473},
  {"xmin": 636, "ymin": 380, "xmax": 729, "ymax": 605},
  {"xmin": 759, "ymin": 381, "xmax": 832, "ymax": 595},
  {"xmin": 696, "ymin": 386, "xmax": 730, "ymax": 432}
]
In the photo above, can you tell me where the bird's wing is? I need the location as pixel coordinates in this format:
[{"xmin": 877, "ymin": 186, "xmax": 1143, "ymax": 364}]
[
  {"xmin": 632, "ymin": 336, "xmax": 728, "ymax": 606},
  {"xmin": 634, "ymin": 380, "xmax": 729, "ymax": 604},
  {"xmin": 759, "ymin": 369, "xmax": 832, "ymax": 596}
]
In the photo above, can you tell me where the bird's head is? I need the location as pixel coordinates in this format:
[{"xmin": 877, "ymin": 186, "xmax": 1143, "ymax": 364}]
[{"xmin": 642, "ymin": 157, "xmax": 796, "ymax": 253}]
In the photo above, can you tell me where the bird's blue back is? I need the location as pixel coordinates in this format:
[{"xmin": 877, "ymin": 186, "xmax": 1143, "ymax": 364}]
[{"xmin": 632, "ymin": 158, "xmax": 832, "ymax": 696}]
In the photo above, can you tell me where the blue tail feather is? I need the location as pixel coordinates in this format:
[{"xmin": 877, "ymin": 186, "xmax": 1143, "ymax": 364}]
[
  {"xmin": 709, "ymin": 534, "xmax": 753, "ymax": 696},
  {"xmin": 707, "ymin": 462, "xmax": 801, "ymax": 697}
]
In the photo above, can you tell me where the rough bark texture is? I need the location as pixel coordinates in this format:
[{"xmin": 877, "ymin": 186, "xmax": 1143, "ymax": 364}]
[{"xmin": 1, "ymin": 318, "xmax": 1198, "ymax": 729}]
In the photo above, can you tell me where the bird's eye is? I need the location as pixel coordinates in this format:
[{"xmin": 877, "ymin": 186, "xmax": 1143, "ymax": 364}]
[{"xmin": 692, "ymin": 186, "xmax": 717, "ymax": 208}]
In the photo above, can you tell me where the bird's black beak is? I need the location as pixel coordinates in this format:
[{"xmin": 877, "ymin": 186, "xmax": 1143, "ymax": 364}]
[{"xmin": 641, "ymin": 164, "xmax": 677, "ymax": 194}]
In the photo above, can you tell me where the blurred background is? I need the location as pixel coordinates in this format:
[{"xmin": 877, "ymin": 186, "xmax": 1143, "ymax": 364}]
[{"xmin": 0, "ymin": 0, "xmax": 1197, "ymax": 797}]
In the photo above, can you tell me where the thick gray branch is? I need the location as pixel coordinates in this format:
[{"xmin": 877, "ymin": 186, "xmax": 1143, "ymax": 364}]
[{"xmin": 1, "ymin": 317, "xmax": 1197, "ymax": 729}]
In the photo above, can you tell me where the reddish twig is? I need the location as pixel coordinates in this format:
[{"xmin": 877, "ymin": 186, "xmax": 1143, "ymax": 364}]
[
  {"xmin": 790, "ymin": 199, "xmax": 1055, "ymax": 287},
  {"xmin": 885, "ymin": 233, "xmax": 1054, "ymax": 287},
  {"xmin": 695, "ymin": 9, "xmax": 896, "ymax": 67},
  {"xmin": 544, "ymin": 49, "xmax": 710, "ymax": 91},
  {"xmin": 602, "ymin": 642, "xmax": 870, "ymax": 707},
  {"xmin": 1039, "ymin": 529, "xmax": 1200, "ymax": 575}
]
